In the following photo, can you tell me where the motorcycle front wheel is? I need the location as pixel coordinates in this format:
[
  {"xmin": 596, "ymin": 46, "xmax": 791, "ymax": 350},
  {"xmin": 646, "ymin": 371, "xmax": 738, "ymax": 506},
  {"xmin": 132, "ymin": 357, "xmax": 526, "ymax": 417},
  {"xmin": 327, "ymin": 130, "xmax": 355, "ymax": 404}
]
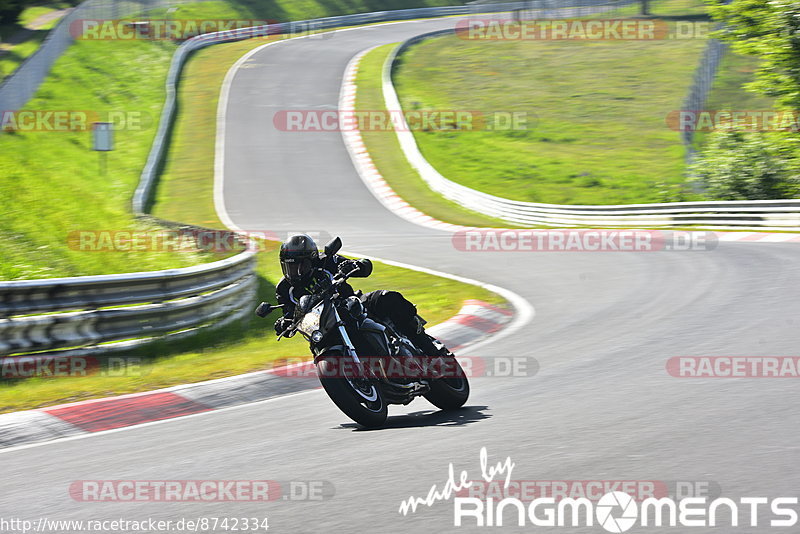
[{"xmin": 316, "ymin": 351, "xmax": 388, "ymax": 428}]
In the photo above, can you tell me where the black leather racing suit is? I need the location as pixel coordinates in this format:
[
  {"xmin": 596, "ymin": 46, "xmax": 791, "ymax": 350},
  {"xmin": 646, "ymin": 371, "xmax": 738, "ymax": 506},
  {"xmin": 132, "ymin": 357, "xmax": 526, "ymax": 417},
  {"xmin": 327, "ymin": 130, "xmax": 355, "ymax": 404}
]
[{"xmin": 274, "ymin": 254, "xmax": 441, "ymax": 356}]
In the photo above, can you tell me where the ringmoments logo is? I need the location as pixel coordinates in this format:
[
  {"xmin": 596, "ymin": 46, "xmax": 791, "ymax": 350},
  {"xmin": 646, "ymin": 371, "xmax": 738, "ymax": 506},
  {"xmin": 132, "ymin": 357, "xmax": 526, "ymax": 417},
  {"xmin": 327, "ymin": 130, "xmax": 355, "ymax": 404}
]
[
  {"xmin": 595, "ymin": 492, "xmax": 637, "ymax": 532},
  {"xmin": 398, "ymin": 448, "xmax": 800, "ymax": 530}
]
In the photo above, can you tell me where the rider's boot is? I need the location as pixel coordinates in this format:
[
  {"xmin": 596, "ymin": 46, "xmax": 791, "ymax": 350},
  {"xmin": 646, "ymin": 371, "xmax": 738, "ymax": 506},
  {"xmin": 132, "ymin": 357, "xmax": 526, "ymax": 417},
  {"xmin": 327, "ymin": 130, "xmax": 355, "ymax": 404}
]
[{"xmin": 407, "ymin": 315, "xmax": 450, "ymax": 358}]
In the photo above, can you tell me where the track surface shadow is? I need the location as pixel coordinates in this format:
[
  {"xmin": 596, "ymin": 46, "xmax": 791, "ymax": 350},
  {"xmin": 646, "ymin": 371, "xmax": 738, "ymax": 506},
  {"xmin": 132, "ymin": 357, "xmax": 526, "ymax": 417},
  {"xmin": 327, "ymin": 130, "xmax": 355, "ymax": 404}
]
[{"xmin": 337, "ymin": 405, "xmax": 491, "ymax": 431}]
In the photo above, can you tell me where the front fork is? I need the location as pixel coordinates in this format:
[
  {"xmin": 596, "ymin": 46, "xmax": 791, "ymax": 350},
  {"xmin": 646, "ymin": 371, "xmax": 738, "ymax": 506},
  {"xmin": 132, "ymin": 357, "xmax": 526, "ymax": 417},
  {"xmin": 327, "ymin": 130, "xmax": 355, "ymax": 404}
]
[{"xmin": 333, "ymin": 307, "xmax": 361, "ymax": 364}]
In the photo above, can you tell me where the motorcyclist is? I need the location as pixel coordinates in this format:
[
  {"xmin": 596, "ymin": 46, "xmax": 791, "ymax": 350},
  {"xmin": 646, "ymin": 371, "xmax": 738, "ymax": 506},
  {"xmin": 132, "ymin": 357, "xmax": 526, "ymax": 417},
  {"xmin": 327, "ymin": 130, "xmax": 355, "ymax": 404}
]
[{"xmin": 274, "ymin": 234, "xmax": 444, "ymax": 357}]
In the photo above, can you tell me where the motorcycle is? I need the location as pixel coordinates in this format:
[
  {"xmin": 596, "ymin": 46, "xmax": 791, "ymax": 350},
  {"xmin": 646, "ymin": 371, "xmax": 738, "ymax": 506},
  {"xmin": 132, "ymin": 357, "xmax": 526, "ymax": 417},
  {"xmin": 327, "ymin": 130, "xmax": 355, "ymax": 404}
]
[{"xmin": 255, "ymin": 237, "xmax": 469, "ymax": 428}]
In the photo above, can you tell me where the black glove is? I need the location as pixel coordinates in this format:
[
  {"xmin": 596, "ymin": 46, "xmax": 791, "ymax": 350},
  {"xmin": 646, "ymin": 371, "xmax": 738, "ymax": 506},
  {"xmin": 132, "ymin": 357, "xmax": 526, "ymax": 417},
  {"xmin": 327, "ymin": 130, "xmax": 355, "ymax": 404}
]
[
  {"xmin": 274, "ymin": 316, "xmax": 293, "ymax": 336},
  {"xmin": 338, "ymin": 259, "xmax": 359, "ymax": 275},
  {"xmin": 339, "ymin": 258, "xmax": 372, "ymax": 277}
]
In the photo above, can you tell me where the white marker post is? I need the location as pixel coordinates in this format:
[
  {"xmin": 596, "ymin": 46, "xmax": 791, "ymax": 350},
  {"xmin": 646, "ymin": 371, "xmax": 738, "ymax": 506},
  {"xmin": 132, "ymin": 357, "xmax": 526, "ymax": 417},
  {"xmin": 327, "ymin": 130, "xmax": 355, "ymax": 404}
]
[{"xmin": 92, "ymin": 122, "xmax": 113, "ymax": 176}]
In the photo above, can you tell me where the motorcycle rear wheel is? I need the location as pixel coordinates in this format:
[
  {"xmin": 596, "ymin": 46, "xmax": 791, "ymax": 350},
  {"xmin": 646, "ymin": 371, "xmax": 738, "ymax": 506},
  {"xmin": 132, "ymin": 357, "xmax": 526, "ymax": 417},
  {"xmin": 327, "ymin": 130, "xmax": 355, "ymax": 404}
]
[{"xmin": 424, "ymin": 356, "xmax": 470, "ymax": 410}]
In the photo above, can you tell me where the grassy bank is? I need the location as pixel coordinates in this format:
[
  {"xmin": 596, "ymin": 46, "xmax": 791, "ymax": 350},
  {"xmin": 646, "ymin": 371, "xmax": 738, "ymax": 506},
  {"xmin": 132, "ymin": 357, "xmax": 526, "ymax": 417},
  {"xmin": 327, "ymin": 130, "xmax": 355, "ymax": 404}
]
[
  {"xmin": 152, "ymin": 37, "xmax": 268, "ymax": 226},
  {"xmin": 0, "ymin": 0, "xmax": 472, "ymax": 280},
  {"xmin": 352, "ymin": 0, "xmax": 772, "ymax": 216},
  {"xmin": 392, "ymin": 32, "xmax": 708, "ymax": 205},
  {"xmin": 344, "ymin": 0, "xmax": 740, "ymax": 221},
  {"xmin": 0, "ymin": 37, "xmax": 218, "ymax": 280},
  {"xmin": 0, "ymin": 1, "xmax": 507, "ymax": 412},
  {"xmin": 0, "ymin": 242, "xmax": 503, "ymax": 413},
  {"xmin": 354, "ymin": 43, "xmax": 516, "ymax": 227}
]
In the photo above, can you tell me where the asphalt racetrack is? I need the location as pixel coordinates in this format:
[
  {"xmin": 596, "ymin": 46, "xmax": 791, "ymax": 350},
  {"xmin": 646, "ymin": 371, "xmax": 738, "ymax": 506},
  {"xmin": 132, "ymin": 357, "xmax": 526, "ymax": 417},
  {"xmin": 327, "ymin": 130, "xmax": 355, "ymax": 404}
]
[{"xmin": 2, "ymin": 14, "xmax": 799, "ymax": 534}]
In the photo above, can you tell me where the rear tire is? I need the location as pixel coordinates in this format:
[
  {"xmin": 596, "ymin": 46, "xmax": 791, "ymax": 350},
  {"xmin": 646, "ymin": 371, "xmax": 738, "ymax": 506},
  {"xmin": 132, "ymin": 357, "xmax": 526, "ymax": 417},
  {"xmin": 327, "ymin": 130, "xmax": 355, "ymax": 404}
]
[
  {"xmin": 316, "ymin": 352, "xmax": 388, "ymax": 428},
  {"xmin": 424, "ymin": 356, "xmax": 470, "ymax": 410}
]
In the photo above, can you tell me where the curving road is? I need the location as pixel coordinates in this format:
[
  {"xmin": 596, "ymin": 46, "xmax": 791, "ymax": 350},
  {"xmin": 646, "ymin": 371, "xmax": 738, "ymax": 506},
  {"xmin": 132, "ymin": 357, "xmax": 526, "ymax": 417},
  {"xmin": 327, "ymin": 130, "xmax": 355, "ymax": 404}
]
[{"xmin": 2, "ymin": 15, "xmax": 800, "ymax": 534}]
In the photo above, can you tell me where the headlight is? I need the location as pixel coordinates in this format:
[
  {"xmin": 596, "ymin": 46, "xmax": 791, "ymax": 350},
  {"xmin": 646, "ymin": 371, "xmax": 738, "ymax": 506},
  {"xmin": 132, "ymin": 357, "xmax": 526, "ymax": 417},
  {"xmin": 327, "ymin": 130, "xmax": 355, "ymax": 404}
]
[{"xmin": 311, "ymin": 330, "xmax": 323, "ymax": 343}]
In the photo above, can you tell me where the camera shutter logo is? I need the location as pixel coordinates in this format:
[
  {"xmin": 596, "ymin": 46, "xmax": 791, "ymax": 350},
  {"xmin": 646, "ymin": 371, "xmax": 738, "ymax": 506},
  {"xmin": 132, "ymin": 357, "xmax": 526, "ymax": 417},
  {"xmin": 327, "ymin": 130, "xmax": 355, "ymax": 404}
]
[{"xmin": 596, "ymin": 491, "xmax": 638, "ymax": 533}]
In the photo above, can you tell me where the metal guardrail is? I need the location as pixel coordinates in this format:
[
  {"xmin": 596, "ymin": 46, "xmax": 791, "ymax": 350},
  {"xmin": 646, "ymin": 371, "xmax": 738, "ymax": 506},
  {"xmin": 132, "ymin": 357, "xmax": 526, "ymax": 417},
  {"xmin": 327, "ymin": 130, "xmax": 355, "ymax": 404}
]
[
  {"xmin": 0, "ymin": 0, "xmax": 197, "ymax": 111},
  {"xmin": 0, "ymin": 248, "xmax": 257, "ymax": 356},
  {"xmin": 134, "ymin": 0, "xmax": 556, "ymax": 213},
  {"xmin": 0, "ymin": 246, "xmax": 255, "ymax": 316},
  {"xmin": 383, "ymin": 29, "xmax": 800, "ymax": 230},
  {"xmin": 3, "ymin": 1, "xmax": 773, "ymax": 359},
  {"xmin": 4, "ymin": 2, "xmax": 542, "ymax": 360}
]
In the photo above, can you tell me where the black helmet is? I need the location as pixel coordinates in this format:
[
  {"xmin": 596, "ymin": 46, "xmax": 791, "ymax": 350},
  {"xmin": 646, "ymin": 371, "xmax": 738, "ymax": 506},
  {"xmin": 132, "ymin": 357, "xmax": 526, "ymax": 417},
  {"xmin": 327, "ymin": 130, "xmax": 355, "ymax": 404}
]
[{"xmin": 280, "ymin": 234, "xmax": 319, "ymax": 284}]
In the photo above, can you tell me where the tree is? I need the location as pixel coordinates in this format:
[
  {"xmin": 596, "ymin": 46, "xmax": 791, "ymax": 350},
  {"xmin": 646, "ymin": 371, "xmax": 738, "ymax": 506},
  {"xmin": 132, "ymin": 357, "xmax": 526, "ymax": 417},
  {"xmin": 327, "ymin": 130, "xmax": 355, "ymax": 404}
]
[
  {"xmin": 0, "ymin": 0, "xmax": 23, "ymax": 27},
  {"xmin": 692, "ymin": 0, "xmax": 800, "ymax": 200},
  {"xmin": 711, "ymin": 0, "xmax": 800, "ymax": 110},
  {"xmin": 691, "ymin": 129, "xmax": 799, "ymax": 200}
]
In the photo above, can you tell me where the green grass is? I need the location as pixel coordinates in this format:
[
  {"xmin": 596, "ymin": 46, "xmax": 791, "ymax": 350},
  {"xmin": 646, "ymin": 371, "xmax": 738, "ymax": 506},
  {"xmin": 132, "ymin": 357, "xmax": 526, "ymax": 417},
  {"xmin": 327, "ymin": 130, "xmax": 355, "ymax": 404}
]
[
  {"xmin": 347, "ymin": 0, "xmax": 774, "ymax": 224},
  {"xmin": 0, "ymin": 242, "xmax": 504, "ymax": 413},
  {"xmin": 157, "ymin": 0, "xmax": 471, "ymax": 22},
  {"xmin": 0, "ymin": 0, "xmax": 476, "ymax": 279},
  {"xmin": 354, "ymin": 43, "xmax": 517, "ymax": 228},
  {"xmin": 0, "ymin": 32, "xmax": 47, "ymax": 80},
  {"xmin": 377, "ymin": 0, "xmax": 767, "ymax": 207},
  {"xmin": 19, "ymin": 6, "xmax": 62, "ymax": 29},
  {"xmin": 0, "ymin": 37, "xmax": 222, "ymax": 280},
  {"xmin": 703, "ymin": 53, "xmax": 772, "ymax": 110},
  {"xmin": 0, "ymin": 1, "xmax": 507, "ymax": 412},
  {"xmin": 392, "ymin": 32, "xmax": 708, "ymax": 205}
]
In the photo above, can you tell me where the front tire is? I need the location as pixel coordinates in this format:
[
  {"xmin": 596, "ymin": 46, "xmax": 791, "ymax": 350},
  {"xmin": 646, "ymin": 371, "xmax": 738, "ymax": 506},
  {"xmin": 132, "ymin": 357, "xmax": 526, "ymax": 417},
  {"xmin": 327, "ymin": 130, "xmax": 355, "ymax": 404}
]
[
  {"xmin": 424, "ymin": 356, "xmax": 470, "ymax": 410},
  {"xmin": 316, "ymin": 352, "xmax": 388, "ymax": 428}
]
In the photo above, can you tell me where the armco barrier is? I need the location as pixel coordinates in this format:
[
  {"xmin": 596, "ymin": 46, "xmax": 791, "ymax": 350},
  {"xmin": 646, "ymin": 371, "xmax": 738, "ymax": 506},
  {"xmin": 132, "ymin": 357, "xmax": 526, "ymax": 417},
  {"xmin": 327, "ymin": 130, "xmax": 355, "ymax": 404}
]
[
  {"xmin": 133, "ymin": 0, "xmax": 585, "ymax": 213},
  {"xmin": 0, "ymin": 0, "xmax": 198, "ymax": 112},
  {"xmin": 383, "ymin": 30, "xmax": 800, "ymax": 230},
  {"xmin": 4, "ymin": 2, "xmax": 543, "ymax": 360},
  {"xmin": 4, "ymin": 1, "xmax": 771, "ymax": 360},
  {"xmin": 0, "ymin": 246, "xmax": 257, "ymax": 357}
]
